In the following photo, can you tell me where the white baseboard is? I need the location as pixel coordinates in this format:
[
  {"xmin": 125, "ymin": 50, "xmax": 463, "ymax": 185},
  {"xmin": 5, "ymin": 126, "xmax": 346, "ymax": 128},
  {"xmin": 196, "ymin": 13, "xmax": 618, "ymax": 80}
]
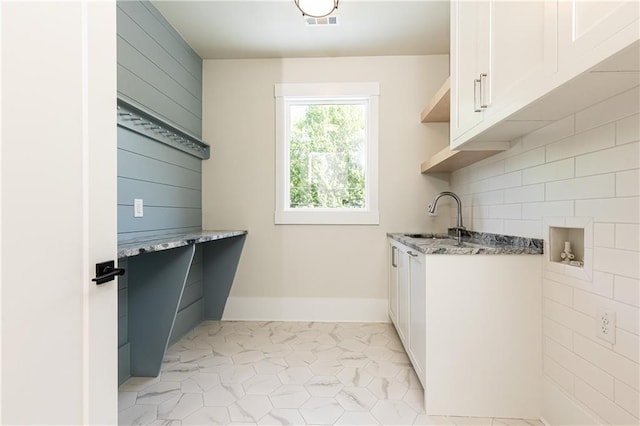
[
  {"xmin": 222, "ymin": 297, "xmax": 389, "ymax": 323},
  {"xmin": 542, "ymin": 377, "xmax": 602, "ymax": 425}
]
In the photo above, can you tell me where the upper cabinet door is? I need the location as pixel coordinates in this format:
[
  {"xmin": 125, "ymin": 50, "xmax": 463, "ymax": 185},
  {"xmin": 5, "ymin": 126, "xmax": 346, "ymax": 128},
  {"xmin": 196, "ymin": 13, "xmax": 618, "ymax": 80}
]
[
  {"xmin": 450, "ymin": 0, "xmax": 490, "ymax": 142},
  {"xmin": 488, "ymin": 1, "xmax": 551, "ymax": 119},
  {"xmin": 558, "ymin": 1, "xmax": 640, "ymax": 76}
]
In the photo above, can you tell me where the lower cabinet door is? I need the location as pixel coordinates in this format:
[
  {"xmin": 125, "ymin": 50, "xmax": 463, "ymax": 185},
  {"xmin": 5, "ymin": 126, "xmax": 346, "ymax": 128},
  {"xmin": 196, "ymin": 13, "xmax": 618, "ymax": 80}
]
[
  {"xmin": 388, "ymin": 244, "xmax": 399, "ymax": 324},
  {"xmin": 397, "ymin": 247, "xmax": 410, "ymax": 344},
  {"xmin": 409, "ymin": 252, "xmax": 426, "ymax": 382}
]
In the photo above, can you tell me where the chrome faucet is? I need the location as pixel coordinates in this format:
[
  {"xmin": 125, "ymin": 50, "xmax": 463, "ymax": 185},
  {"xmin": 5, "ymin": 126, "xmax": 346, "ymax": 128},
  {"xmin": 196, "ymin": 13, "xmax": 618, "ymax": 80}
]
[{"xmin": 428, "ymin": 191, "xmax": 466, "ymax": 245}]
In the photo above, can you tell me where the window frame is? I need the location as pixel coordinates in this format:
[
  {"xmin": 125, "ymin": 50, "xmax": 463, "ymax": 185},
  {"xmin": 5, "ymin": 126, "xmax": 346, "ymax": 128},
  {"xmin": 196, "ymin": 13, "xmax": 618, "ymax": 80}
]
[{"xmin": 274, "ymin": 82, "xmax": 380, "ymax": 225}]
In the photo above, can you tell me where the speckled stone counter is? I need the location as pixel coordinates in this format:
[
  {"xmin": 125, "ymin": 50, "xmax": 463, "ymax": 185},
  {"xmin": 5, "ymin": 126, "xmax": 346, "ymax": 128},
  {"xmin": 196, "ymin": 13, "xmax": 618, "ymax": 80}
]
[
  {"xmin": 388, "ymin": 230, "xmax": 543, "ymax": 255},
  {"xmin": 118, "ymin": 230, "xmax": 247, "ymax": 258}
]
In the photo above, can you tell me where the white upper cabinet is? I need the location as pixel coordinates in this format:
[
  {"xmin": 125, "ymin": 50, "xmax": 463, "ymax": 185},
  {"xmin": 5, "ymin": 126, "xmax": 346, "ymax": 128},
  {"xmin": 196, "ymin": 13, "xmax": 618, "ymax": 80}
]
[
  {"xmin": 450, "ymin": 0, "xmax": 639, "ymax": 151},
  {"xmin": 450, "ymin": 0, "xmax": 489, "ymax": 142},
  {"xmin": 487, "ymin": 1, "xmax": 551, "ymax": 117},
  {"xmin": 451, "ymin": 0, "xmax": 550, "ymax": 150},
  {"xmin": 558, "ymin": 1, "xmax": 639, "ymax": 76}
]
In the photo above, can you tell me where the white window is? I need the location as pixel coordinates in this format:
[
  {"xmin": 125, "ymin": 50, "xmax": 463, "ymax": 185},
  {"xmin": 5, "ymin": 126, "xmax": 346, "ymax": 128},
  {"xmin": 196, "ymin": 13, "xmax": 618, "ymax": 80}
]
[{"xmin": 274, "ymin": 82, "xmax": 380, "ymax": 225}]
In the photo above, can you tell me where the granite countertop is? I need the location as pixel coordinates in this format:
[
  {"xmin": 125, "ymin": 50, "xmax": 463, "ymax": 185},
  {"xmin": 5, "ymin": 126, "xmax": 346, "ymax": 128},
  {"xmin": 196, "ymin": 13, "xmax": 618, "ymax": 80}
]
[
  {"xmin": 388, "ymin": 230, "xmax": 543, "ymax": 255},
  {"xmin": 118, "ymin": 230, "xmax": 247, "ymax": 258}
]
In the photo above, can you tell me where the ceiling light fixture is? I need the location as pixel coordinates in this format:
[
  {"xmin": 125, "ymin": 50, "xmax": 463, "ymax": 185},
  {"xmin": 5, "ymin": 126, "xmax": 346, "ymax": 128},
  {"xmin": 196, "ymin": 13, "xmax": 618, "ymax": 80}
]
[{"xmin": 294, "ymin": 0, "xmax": 339, "ymax": 18}]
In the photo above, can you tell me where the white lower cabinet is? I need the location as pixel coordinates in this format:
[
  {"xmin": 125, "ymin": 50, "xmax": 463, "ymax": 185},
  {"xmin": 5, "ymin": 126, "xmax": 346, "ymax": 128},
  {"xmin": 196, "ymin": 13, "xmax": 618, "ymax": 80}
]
[
  {"xmin": 389, "ymin": 240, "xmax": 426, "ymax": 386},
  {"xmin": 408, "ymin": 251, "xmax": 426, "ymax": 383},
  {"xmin": 387, "ymin": 238, "xmax": 543, "ymax": 419},
  {"xmin": 396, "ymin": 243, "xmax": 410, "ymax": 344},
  {"xmin": 388, "ymin": 245, "xmax": 399, "ymax": 325}
]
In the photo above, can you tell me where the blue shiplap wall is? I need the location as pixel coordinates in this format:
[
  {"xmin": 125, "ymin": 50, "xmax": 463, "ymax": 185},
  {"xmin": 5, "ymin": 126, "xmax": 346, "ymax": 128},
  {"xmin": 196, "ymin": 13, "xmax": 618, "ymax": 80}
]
[
  {"xmin": 117, "ymin": 0, "xmax": 204, "ymax": 385},
  {"xmin": 117, "ymin": 0, "xmax": 202, "ymax": 138},
  {"xmin": 117, "ymin": 126, "xmax": 202, "ymax": 242}
]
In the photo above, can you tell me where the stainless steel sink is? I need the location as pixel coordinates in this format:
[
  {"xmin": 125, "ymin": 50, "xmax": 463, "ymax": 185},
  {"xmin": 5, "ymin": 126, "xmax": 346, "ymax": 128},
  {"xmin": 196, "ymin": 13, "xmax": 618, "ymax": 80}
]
[{"xmin": 403, "ymin": 233, "xmax": 451, "ymax": 239}]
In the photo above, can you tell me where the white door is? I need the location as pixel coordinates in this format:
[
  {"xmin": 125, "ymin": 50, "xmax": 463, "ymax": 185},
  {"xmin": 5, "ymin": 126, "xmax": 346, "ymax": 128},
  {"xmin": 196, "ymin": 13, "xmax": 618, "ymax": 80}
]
[{"xmin": 1, "ymin": 1, "xmax": 117, "ymax": 424}]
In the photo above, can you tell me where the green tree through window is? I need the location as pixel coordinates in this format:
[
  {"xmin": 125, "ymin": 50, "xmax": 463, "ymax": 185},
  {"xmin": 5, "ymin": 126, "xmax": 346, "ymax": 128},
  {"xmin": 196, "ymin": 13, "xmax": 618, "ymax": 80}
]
[{"xmin": 288, "ymin": 103, "xmax": 366, "ymax": 209}]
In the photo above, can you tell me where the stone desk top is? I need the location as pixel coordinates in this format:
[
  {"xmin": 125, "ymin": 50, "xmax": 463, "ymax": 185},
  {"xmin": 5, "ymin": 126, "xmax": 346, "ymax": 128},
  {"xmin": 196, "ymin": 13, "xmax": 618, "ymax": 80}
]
[
  {"xmin": 118, "ymin": 230, "xmax": 247, "ymax": 258},
  {"xmin": 388, "ymin": 230, "xmax": 543, "ymax": 255}
]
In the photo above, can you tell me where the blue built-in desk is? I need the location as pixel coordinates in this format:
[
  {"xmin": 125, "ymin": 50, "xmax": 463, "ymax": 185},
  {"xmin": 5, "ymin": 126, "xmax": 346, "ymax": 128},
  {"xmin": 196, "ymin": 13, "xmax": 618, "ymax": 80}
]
[{"xmin": 117, "ymin": 231, "xmax": 246, "ymax": 382}]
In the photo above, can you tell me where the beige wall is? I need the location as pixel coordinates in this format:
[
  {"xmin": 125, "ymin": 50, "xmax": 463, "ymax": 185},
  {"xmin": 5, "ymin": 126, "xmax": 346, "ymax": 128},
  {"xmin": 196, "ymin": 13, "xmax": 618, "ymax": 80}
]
[
  {"xmin": 202, "ymin": 55, "xmax": 450, "ymax": 313},
  {"xmin": 450, "ymin": 87, "xmax": 639, "ymax": 425}
]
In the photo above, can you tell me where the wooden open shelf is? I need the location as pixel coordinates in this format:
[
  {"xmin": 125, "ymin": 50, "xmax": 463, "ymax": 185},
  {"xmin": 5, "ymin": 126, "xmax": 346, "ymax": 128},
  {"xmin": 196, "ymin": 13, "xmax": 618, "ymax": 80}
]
[
  {"xmin": 420, "ymin": 77, "xmax": 450, "ymax": 123},
  {"xmin": 420, "ymin": 146, "xmax": 503, "ymax": 174},
  {"xmin": 420, "ymin": 76, "xmax": 504, "ymax": 174}
]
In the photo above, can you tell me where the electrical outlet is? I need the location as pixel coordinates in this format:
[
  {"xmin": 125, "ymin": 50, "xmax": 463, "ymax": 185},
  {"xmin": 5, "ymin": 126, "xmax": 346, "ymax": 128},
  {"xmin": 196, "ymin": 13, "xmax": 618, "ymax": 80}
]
[
  {"xmin": 596, "ymin": 309, "xmax": 616, "ymax": 344},
  {"xmin": 134, "ymin": 198, "xmax": 144, "ymax": 218}
]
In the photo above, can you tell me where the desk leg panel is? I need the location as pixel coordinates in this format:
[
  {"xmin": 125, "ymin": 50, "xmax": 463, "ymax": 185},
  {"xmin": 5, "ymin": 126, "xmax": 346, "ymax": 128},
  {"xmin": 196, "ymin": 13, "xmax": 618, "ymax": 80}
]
[
  {"xmin": 127, "ymin": 245, "xmax": 195, "ymax": 376},
  {"xmin": 202, "ymin": 235, "xmax": 246, "ymax": 320}
]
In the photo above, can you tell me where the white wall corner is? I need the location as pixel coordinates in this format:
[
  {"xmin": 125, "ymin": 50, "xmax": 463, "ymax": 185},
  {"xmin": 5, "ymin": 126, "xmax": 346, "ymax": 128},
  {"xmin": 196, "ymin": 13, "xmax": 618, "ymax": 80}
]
[{"xmin": 542, "ymin": 377, "xmax": 604, "ymax": 426}]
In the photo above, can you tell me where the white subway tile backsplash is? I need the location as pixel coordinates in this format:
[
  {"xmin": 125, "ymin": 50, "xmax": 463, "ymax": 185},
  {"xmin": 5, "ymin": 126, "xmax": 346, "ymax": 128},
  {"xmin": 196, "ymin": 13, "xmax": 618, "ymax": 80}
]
[
  {"xmin": 504, "ymin": 184, "xmax": 545, "ymax": 203},
  {"xmin": 615, "ymin": 379, "xmax": 640, "ymax": 419},
  {"xmin": 472, "ymin": 205, "xmax": 489, "ymax": 219},
  {"xmin": 546, "ymin": 173, "xmax": 615, "ymax": 201},
  {"xmin": 546, "ymin": 124, "xmax": 615, "ymax": 163},
  {"xmin": 574, "ymin": 378, "xmax": 639, "ymax": 426},
  {"xmin": 504, "ymin": 220, "xmax": 542, "ymax": 238},
  {"xmin": 544, "ymin": 269, "xmax": 613, "ymax": 298},
  {"xmin": 523, "ymin": 159, "xmax": 575, "ymax": 185},
  {"xmin": 450, "ymin": 89, "xmax": 639, "ymax": 424},
  {"xmin": 544, "ymin": 317, "xmax": 573, "ymax": 349},
  {"xmin": 522, "ymin": 201, "xmax": 574, "ymax": 220},
  {"xmin": 488, "ymin": 204, "xmax": 522, "ymax": 219},
  {"xmin": 522, "ymin": 115, "xmax": 575, "ymax": 151},
  {"xmin": 616, "ymin": 113, "xmax": 640, "ymax": 146},
  {"xmin": 470, "ymin": 190, "xmax": 504, "ymax": 206},
  {"xmin": 470, "ymin": 179, "xmax": 490, "ymax": 194},
  {"xmin": 544, "ymin": 355, "xmax": 574, "ymax": 394},
  {"xmin": 616, "ymin": 224, "xmax": 640, "ymax": 251},
  {"xmin": 573, "ymin": 288, "xmax": 640, "ymax": 335},
  {"xmin": 545, "ymin": 337, "xmax": 614, "ymax": 398},
  {"xmin": 544, "ymin": 279, "xmax": 573, "ymax": 306},
  {"xmin": 614, "ymin": 276, "xmax": 640, "ymax": 308},
  {"xmin": 575, "ymin": 142, "xmax": 639, "ymax": 177},
  {"xmin": 616, "ymin": 169, "xmax": 640, "ymax": 197},
  {"xmin": 593, "ymin": 223, "xmax": 615, "ymax": 248},
  {"xmin": 486, "ymin": 171, "xmax": 522, "ymax": 191},
  {"xmin": 573, "ymin": 334, "xmax": 639, "ymax": 391},
  {"xmin": 576, "ymin": 197, "xmax": 640, "ymax": 224},
  {"xmin": 615, "ymin": 328, "xmax": 640, "ymax": 363},
  {"xmin": 470, "ymin": 159, "xmax": 505, "ymax": 181},
  {"xmin": 576, "ymin": 86, "xmax": 640, "ymax": 133},
  {"xmin": 504, "ymin": 147, "xmax": 546, "ymax": 173},
  {"xmin": 592, "ymin": 271, "xmax": 616, "ymax": 299},
  {"xmin": 594, "ymin": 247, "xmax": 640, "ymax": 279},
  {"xmin": 544, "ymin": 298, "xmax": 597, "ymax": 342},
  {"xmin": 471, "ymin": 218, "xmax": 504, "ymax": 235}
]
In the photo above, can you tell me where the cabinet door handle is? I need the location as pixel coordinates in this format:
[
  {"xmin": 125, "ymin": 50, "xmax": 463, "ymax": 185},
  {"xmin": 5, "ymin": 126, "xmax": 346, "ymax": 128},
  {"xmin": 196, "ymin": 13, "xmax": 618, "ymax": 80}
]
[
  {"xmin": 473, "ymin": 78, "xmax": 482, "ymax": 112},
  {"xmin": 480, "ymin": 73, "xmax": 488, "ymax": 109},
  {"xmin": 407, "ymin": 251, "xmax": 418, "ymax": 257},
  {"xmin": 391, "ymin": 246, "xmax": 398, "ymax": 267}
]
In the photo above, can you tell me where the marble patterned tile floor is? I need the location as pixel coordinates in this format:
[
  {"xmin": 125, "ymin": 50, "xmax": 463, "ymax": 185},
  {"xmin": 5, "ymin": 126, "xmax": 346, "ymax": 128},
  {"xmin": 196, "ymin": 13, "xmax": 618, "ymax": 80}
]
[{"xmin": 119, "ymin": 321, "xmax": 543, "ymax": 426}]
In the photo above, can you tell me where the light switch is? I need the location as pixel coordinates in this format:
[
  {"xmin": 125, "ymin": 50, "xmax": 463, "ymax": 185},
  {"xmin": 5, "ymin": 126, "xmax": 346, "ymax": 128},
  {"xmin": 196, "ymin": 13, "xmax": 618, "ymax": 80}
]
[{"xmin": 134, "ymin": 199, "xmax": 144, "ymax": 217}]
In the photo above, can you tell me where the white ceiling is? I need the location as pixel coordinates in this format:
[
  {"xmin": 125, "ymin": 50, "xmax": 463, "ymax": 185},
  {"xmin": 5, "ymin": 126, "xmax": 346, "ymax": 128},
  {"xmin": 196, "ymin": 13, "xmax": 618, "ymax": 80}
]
[{"xmin": 151, "ymin": 0, "xmax": 450, "ymax": 60}]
